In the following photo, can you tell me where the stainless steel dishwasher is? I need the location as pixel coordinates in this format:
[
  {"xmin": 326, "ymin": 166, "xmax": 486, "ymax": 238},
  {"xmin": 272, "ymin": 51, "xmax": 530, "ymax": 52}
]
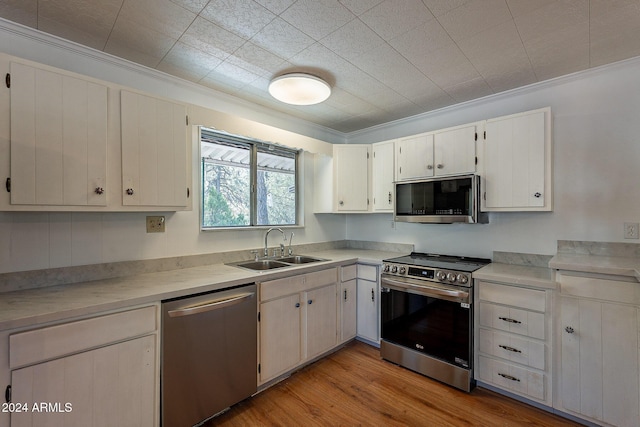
[{"xmin": 161, "ymin": 283, "xmax": 257, "ymax": 427}]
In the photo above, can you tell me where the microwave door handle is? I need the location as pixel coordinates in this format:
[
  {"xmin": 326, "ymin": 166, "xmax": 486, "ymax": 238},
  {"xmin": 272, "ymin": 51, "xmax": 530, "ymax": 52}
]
[{"xmin": 381, "ymin": 277, "xmax": 469, "ymax": 301}]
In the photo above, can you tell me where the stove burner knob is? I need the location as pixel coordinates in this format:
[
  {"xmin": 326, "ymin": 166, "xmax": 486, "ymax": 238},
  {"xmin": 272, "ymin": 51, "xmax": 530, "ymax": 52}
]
[
  {"xmin": 391, "ymin": 265, "xmax": 398, "ymax": 273},
  {"xmin": 436, "ymin": 270, "xmax": 447, "ymax": 281},
  {"xmin": 446, "ymin": 272, "xmax": 457, "ymax": 282},
  {"xmin": 399, "ymin": 266, "xmax": 407, "ymax": 275},
  {"xmin": 383, "ymin": 264, "xmax": 390, "ymax": 272},
  {"xmin": 457, "ymin": 274, "xmax": 469, "ymax": 284}
]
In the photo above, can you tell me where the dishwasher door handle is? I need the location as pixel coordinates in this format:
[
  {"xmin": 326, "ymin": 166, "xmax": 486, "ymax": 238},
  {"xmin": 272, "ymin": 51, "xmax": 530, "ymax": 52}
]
[{"xmin": 167, "ymin": 292, "xmax": 255, "ymax": 317}]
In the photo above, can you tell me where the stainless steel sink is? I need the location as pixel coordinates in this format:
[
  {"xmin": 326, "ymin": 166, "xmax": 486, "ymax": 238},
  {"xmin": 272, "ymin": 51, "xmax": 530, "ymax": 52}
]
[
  {"xmin": 279, "ymin": 255, "xmax": 325, "ymax": 264},
  {"xmin": 234, "ymin": 260, "xmax": 290, "ymax": 270},
  {"xmin": 229, "ymin": 255, "xmax": 327, "ymax": 271}
]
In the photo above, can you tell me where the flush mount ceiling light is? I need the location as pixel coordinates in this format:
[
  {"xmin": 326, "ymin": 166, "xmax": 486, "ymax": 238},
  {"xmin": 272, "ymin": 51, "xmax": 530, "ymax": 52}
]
[{"xmin": 268, "ymin": 73, "xmax": 331, "ymax": 106}]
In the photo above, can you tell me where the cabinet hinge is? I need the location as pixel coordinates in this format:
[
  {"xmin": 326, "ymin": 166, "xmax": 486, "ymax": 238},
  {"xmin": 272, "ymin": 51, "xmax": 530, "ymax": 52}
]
[
  {"xmin": 185, "ymin": 115, "xmax": 189, "ymax": 126},
  {"xmin": 483, "ymin": 191, "xmax": 486, "ymax": 201},
  {"xmin": 258, "ymin": 364, "xmax": 261, "ymax": 374},
  {"xmin": 367, "ymin": 198, "xmax": 370, "ymax": 205},
  {"xmin": 475, "ymin": 157, "xmax": 478, "ymax": 165},
  {"xmin": 5, "ymin": 177, "xmax": 10, "ymax": 193},
  {"xmin": 484, "ymin": 131, "xmax": 486, "ymax": 139},
  {"xmin": 187, "ymin": 187, "xmax": 190, "ymax": 198},
  {"xmin": 5, "ymin": 73, "xmax": 9, "ymax": 88},
  {"xmin": 5, "ymin": 385, "xmax": 10, "ymax": 403},
  {"xmin": 257, "ymin": 312, "xmax": 260, "ymax": 322},
  {"xmin": 366, "ymin": 152, "xmax": 369, "ymax": 159},
  {"xmin": 474, "ymin": 132, "xmax": 477, "ymax": 141}
]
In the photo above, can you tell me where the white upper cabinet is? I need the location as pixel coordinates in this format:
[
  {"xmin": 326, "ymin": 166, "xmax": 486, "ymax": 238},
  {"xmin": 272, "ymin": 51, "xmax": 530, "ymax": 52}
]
[
  {"xmin": 9, "ymin": 62, "xmax": 108, "ymax": 206},
  {"xmin": 433, "ymin": 123, "xmax": 479, "ymax": 177},
  {"xmin": 121, "ymin": 90, "xmax": 189, "ymax": 208},
  {"xmin": 482, "ymin": 107, "xmax": 552, "ymax": 211},
  {"xmin": 371, "ymin": 140, "xmax": 395, "ymax": 212},
  {"xmin": 395, "ymin": 133, "xmax": 434, "ymax": 181},
  {"xmin": 333, "ymin": 144, "xmax": 370, "ymax": 212},
  {"xmin": 395, "ymin": 122, "xmax": 479, "ymax": 182}
]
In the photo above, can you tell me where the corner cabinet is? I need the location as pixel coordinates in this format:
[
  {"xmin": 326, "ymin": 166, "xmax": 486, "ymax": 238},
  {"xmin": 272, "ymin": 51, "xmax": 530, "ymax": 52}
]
[
  {"xmin": 339, "ymin": 264, "xmax": 358, "ymax": 342},
  {"xmin": 7, "ymin": 305, "xmax": 159, "ymax": 427},
  {"xmin": 556, "ymin": 272, "xmax": 640, "ymax": 427},
  {"xmin": 258, "ymin": 268, "xmax": 339, "ymax": 384},
  {"xmin": 8, "ymin": 62, "xmax": 108, "ymax": 207},
  {"xmin": 120, "ymin": 90, "xmax": 189, "ymax": 209},
  {"xmin": 482, "ymin": 107, "xmax": 552, "ymax": 211},
  {"xmin": 333, "ymin": 144, "xmax": 370, "ymax": 212}
]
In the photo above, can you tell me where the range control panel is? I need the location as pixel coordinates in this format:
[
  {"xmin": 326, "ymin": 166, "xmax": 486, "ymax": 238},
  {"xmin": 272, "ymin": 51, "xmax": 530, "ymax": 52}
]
[{"xmin": 382, "ymin": 263, "xmax": 471, "ymax": 286}]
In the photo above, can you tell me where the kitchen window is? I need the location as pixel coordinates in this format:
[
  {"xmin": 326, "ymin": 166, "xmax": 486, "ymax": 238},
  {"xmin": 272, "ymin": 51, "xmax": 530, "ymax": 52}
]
[{"xmin": 200, "ymin": 127, "xmax": 299, "ymax": 229}]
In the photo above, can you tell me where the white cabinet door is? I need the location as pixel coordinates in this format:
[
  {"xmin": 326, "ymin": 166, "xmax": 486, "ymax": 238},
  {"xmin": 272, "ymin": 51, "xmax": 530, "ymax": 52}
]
[
  {"xmin": 10, "ymin": 335, "xmax": 156, "ymax": 427},
  {"xmin": 395, "ymin": 133, "xmax": 434, "ymax": 181},
  {"xmin": 483, "ymin": 108, "xmax": 552, "ymax": 211},
  {"xmin": 10, "ymin": 62, "xmax": 107, "ymax": 206},
  {"xmin": 333, "ymin": 144, "xmax": 369, "ymax": 211},
  {"xmin": 305, "ymin": 283, "xmax": 338, "ymax": 359},
  {"xmin": 560, "ymin": 297, "xmax": 640, "ymax": 427},
  {"xmin": 357, "ymin": 278, "xmax": 379, "ymax": 343},
  {"xmin": 259, "ymin": 293, "xmax": 302, "ymax": 383},
  {"xmin": 121, "ymin": 90, "xmax": 188, "ymax": 208},
  {"xmin": 433, "ymin": 123, "xmax": 477, "ymax": 176},
  {"xmin": 371, "ymin": 140, "xmax": 395, "ymax": 212},
  {"xmin": 340, "ymin": 279, "xmax": 357, "ymax": 342}
]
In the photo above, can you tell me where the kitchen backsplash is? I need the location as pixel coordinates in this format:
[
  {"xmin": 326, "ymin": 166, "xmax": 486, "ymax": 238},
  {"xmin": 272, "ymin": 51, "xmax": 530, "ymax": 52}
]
[{"xmin": 0, "ymin": 240, "xmax": 413, "ymax": 294}]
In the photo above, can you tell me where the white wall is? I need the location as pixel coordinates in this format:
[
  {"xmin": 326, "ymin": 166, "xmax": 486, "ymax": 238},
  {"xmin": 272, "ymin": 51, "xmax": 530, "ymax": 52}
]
[
  {"xmin": 346, "ymin": 57, "xmax": 640, "ymax": 258},
  {"xmin": 0, "ymin": 23, "xmax": 346, "ymax": 274}
]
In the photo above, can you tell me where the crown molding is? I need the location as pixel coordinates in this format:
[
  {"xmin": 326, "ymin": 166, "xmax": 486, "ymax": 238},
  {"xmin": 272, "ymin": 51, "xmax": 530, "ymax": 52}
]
[{"xmin": 0, "ymin": 18, "xmax": 346, "ymax": 144}]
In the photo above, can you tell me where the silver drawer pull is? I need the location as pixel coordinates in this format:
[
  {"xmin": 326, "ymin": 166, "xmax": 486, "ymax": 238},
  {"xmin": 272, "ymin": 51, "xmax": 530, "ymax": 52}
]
[
  {"xmin": 498, "ymin": 373, "xmax": 520, "ymax": 382},
  {"xmin": 499, "ymin": 345, "xmax": 522, "ymax": 353},
  {"xmin": 498, "ymin": 316, "xmax": 522, "ymax": 324}
]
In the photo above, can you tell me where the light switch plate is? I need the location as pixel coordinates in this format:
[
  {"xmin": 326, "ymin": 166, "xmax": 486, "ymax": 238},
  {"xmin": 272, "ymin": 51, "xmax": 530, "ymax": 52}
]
[{"xmin": 146, "ymin": 216, "xmax": 165, "ymax": 233}]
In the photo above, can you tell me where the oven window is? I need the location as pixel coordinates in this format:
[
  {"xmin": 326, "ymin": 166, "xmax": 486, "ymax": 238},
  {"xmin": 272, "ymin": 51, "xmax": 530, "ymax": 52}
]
[{"xmin": 381, "ymin": 288, "xmax": 471, "ymax": 368}]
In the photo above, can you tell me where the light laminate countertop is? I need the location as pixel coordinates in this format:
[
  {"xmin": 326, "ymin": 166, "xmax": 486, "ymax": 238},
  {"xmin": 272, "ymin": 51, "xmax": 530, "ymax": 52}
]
[
  {"xmin": 473, "ymin": 263, "xmax": 556, "ymax": 290},
  {"xmin": 0, "ymin": 249, "xmax": 396, "ymax": 332}
]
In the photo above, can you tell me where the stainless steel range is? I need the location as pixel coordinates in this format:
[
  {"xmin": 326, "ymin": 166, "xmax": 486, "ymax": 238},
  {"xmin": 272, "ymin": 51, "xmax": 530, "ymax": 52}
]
[{"xmin": 380, "ymin": 252, "xmax": 490, "ymax": 392}]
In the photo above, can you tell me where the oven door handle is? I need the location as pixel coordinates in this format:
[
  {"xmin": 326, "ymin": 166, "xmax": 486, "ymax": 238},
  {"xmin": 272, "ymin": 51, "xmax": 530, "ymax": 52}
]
[{"xmin": 381, "ymin": 277, "xmax": 469, "ymax": 302}]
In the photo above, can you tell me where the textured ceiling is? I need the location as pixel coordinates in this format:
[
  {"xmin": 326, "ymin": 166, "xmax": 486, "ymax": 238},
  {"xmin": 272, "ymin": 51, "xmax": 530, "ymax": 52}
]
[{"xmin": 1, "ymin": 0, "xmax": 640, "ymax": 133}]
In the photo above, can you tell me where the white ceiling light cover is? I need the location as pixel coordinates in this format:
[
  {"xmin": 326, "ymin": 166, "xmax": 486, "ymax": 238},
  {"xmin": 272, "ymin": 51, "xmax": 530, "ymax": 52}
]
[{"xmin": 268, "ymin": 73, "xmax": 331, "ymax": 106}]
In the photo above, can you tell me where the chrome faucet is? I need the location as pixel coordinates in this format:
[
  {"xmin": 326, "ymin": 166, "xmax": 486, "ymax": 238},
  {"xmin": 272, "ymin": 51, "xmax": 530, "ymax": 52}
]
[
  {"xmin": 288, "ymin": 232, "xmax": 294, "ymax": 256},
  {"xmin": 264, "ymin": 227, "xmax": 285, "ymax": 257}
]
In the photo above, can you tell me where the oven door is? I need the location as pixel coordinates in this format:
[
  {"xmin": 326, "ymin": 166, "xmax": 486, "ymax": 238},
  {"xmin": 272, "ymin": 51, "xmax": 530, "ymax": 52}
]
[{"xmin": 381, "ymin": 275, "xmax": 472, "ymax": 369}]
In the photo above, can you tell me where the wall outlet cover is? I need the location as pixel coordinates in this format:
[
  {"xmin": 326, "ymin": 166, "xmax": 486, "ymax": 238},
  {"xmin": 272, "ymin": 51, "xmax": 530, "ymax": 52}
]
[
  {"xmin": 146, "ymin": 216, "xmax": 165, "ymax": 233},
  {"xmin": 624, "ymin": 222, "xmax": 639, "ymax": 239}
]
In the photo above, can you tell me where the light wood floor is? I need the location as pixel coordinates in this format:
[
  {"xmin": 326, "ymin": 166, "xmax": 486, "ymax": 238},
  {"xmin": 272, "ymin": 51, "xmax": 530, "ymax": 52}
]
[{"xmin": 208, "ymin": 341, "xmax": 581, "ymax": 426}]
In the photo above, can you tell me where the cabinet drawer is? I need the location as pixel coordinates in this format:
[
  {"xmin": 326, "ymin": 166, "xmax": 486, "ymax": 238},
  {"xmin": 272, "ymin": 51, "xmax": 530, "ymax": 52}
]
[
  {"xmin": 479, "ymin": 281, "xmax": 545, "ymax": 312},
  {"xmin": 261, "ymin": 268, "xmax": 338, "ymax": 301},
  {"xmin": 479, "ymin": 328, "xmax": 545, "ymax": 370},
  {"xmin": 479, "ymin": 302, "xmax": 545, "ymax": 339},
  {"xmin": 478, "ymin": 355, "xmax": 546, "ymax": 402},
  {"xmin": 357, "ymin": 264, "xmax": 378, "ymax": 282},
  {"xmin": 341, "ymin": 264, "xmax": 357, "ymax": 282},
  {"xmin": 10, "ymin": 305, "xmax": 157, "ymax": 369}
]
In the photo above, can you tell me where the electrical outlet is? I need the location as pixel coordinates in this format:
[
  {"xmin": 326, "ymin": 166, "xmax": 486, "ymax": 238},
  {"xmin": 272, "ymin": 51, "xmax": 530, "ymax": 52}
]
[
  {"xmin": 146, "ymin": 216, "xmax": 165, "ymax": 233},
  {"xmin": 624, "ymin": 222, "xmax": 639, "ymax": 239}
]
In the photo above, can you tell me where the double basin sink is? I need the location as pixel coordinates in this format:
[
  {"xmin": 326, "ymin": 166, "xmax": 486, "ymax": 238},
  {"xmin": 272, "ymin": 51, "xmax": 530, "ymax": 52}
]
[{"xmin": 229, "ymin": 255, "xmax": 327, "ymax": 271}]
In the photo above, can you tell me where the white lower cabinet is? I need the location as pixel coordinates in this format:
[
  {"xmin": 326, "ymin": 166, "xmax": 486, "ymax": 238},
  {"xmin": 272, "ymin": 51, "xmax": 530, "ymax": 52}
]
[
  {"xmin": 475, "ymin": 281, "xmax": 552, "ymax": 406},
  {"xmin": 556, "ymin": 273, "xmax": 640, "ymax": 427},
  {"xmin": 258, "ymin": 267, "xmax": 338, "ymax": 384},
  {"xmin": 7, "ymin": 305, "xmax": 159, "ymax": 427},
  {"xmin": 356, "ymin": 263, "xmax": 380, "ymax": 344},
  {"xmin": 339, "ymin": 264, "xmax": 357, "ymax": 343}
]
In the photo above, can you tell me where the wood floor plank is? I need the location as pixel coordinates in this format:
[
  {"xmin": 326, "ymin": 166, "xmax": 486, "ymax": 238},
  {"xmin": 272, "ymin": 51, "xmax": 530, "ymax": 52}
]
[{"xmin": 208, "ymin": 341, "xmax": 580, "ymax": 426}]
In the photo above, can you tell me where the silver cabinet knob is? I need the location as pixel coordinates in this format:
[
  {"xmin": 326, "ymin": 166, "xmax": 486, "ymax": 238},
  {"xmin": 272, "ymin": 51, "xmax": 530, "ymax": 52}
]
[
  {"xmin": 565, "ymin": 326, "xmax": 574, "ymax": 334},
  {"xmin": 126, "ymin": 188, "xmax": 134, "ymax": 195},
  {"xmin": 295, "ymin": 302, "xmax": 300, "ymax": 308},
  {"xmin": 339, "ymin": 200, "xmax": 344, "ymax": 205},
  {"xmin": 534, "ymin": 192, "xmax": 542, "ymax": 198},
  {"xmin": 437, "ymin": 164, "xmax": 444, "ymax": 169},
  {"xmin": 94, "ymin": 187, "xmax": 104, "ymax": 195},
  {"xmin": 308, "ymin": 299, "xmax": 313, "ymax": 305},
  {"xmin": 427, "ymin": 165, "xmax": 433, "ymax": 170}
]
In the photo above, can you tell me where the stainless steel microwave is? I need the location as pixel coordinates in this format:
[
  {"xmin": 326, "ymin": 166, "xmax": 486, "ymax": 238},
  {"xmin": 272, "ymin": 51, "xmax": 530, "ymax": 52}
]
[{"xmin": 394, "ymin": 174, "xmax": 488, "ymax": 224}]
